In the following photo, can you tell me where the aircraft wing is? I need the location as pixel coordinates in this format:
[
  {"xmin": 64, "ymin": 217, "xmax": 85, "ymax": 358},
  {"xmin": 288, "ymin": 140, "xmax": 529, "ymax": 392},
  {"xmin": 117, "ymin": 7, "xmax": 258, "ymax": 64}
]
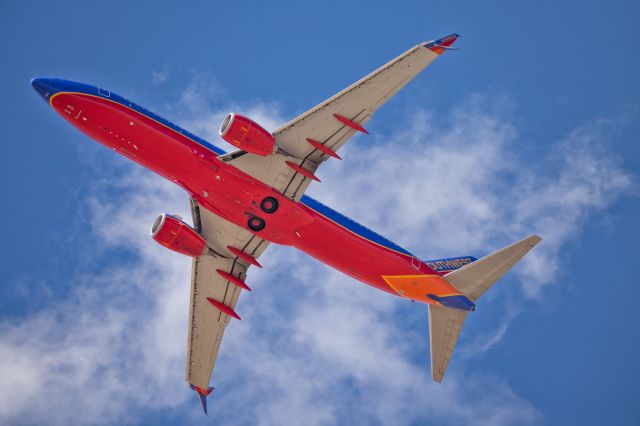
[
  {"xmin": 225, "ymin": 34, "xmax": 459, "ymax": 200},
  {"xmin": 185, "ymin": 198, "xmax": 270, "ymax": 394}
]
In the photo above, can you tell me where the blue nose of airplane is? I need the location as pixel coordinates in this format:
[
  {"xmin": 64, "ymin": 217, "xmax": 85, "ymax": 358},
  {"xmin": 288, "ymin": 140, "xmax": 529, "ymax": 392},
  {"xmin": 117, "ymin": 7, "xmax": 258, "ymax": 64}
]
[{"xmin": 31, "ymin": 77, "xmax": 60, "ymax": 102}]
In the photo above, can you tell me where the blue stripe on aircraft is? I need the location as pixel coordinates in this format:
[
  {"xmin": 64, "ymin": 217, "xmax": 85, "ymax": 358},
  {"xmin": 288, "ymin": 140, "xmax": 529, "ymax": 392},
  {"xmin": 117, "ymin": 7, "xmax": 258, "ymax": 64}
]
[
  {"xmin": 427, "ymin": 294, "xmax": 476, "ymax": 311},
  {"xmin": 300, "ymin": 195, "xmax": 413, "ymax": 256}
]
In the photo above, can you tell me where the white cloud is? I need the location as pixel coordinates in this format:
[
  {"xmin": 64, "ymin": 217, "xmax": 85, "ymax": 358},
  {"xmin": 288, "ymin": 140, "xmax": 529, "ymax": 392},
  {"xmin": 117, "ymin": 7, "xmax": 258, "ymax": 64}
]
[
  {"xmin": 0, "ymin": 172, "xmax": 194, "ymax": 426},
  {"xmin": 0, "ymin": 92, "xmax": 632, "ymax": 425},
  {"xmin": 311, "ymin": 103, "xmax": 632, "ymax": 297}
]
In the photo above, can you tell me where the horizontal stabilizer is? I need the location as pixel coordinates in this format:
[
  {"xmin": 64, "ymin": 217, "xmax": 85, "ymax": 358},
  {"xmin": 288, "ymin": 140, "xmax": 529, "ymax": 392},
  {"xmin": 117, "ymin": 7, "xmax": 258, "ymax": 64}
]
[
  {"xmin": 429, "ymin": 305, "xmax": 467, "ymax": 382},
  {"xmin": 444, "ymin": 235, "xmax": 541, "ymax": 301},
  {"xmin": 427, "ymin": 235, "xmax": 541, "ymax": 382}
]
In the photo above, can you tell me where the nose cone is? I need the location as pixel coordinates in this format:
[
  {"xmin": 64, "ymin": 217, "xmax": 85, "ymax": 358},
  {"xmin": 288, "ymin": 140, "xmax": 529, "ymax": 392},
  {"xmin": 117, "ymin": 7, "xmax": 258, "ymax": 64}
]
[{"xmin": 31, "ymin": 77, "xmax": 60, "ymax": 103}]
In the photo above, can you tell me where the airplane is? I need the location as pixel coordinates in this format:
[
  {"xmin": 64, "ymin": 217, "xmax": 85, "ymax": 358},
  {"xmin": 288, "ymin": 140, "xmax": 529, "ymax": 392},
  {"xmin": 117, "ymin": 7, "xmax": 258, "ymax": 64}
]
[{"xmin": 31, "ymin": 33, "xmax": 540, "ymax": 414}]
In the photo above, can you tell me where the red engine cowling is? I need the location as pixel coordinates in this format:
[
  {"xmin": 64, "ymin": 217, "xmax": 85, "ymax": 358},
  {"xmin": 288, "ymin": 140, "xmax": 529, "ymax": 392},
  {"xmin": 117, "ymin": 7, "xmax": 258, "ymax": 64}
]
[
  {"xmin": 219, "ymin": 113, "xmax": 276, "ymax": 156},
  {"xmin": 151, "ymin": 214, "xmax": 206, "ymax": 257}
]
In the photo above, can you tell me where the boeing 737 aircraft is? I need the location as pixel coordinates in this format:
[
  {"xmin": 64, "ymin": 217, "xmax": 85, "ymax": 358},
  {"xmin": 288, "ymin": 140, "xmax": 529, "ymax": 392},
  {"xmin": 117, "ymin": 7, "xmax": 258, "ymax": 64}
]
[{"xmin": 32, "ymin": 34, "xmax": 540, "ymax": 414}]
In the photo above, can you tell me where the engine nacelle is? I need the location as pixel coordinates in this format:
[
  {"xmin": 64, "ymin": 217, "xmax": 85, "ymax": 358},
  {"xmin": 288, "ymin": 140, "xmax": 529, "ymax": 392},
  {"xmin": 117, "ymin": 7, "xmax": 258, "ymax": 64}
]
[
  {"xmin": 219, "ymin": 113, "xmax": 276, "ymax": 156},
  {"xmin": 151, "ymin": 214, "xmax": 206, "ymax": 257}
]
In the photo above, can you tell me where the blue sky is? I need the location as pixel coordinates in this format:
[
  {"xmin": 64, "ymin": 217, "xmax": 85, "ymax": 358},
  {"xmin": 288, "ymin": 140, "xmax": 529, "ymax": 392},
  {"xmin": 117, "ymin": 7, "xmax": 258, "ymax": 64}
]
[{"xmin": 1, "ymin": 1, "xmax": 639, "ymax": 425}]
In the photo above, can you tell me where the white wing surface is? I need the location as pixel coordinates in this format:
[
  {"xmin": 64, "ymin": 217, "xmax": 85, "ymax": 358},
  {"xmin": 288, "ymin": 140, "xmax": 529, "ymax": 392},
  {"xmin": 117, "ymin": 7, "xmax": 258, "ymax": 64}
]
[
  {"xmin": 225, "ymin": 35, "xmax": 459, "ymax": 200},
  {"xmin": 185, "ymin": 199, "xmax": 270, "ymax": 389}
]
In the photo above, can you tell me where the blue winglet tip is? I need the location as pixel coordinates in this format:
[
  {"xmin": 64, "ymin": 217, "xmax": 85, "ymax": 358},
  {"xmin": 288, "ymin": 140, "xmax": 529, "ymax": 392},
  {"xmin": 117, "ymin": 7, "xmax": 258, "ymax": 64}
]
[
  {"xmin": 199, "ymin": 393, "xmax": 208, "ymax": 415},
  {"xmin": 190, "ymin": 384, "xmax": 215, "ymax": 415},
  {"xmin": 424, "ymin": 33, "xmax": 461, "ymax": 52}
]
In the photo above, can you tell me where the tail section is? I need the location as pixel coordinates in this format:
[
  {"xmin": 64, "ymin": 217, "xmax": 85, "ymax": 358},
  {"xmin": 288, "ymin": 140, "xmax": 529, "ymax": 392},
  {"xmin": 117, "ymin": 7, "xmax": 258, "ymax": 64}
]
[
  {"xmin": 444, "ymin": 235, "xmax": 541, "ymax": 301},
  {"xmin": 427, "ymin": 235, "xmax": 541, "ymax": 382}
]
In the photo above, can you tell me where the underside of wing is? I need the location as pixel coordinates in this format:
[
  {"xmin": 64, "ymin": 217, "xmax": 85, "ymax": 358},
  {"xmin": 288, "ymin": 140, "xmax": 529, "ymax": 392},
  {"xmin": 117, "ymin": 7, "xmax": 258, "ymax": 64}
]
[
  {"xmin": 273, "ymin": 36, "xmax": 456, "ymax": 163},
  {"xmin": 186, "ymin": 252, "xmax": 245, "ymax": 388},
  {"xmin": 225, "ymin": 34, "xmax": 459, "ymax": 200},
  {"xmin": 186, "ymin": 199, "xmax": 270, "ymax": 390}
]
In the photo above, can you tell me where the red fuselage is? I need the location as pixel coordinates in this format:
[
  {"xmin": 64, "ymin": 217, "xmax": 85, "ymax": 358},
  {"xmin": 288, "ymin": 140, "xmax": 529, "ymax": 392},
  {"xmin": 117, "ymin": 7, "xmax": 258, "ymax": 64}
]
[{"xmin": 38, "ymin": 80, "xmax": 463, "ymax": 305}]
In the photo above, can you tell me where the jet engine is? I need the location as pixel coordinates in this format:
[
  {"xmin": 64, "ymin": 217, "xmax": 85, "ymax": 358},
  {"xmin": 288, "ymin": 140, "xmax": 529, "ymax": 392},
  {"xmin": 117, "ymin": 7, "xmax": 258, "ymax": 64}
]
[
  {"xmin": 219, "ymin": 113, "xmax": 276, "ymax": 156},
  {"xmin": 151, "ymin": 214, "xmax": 206, "ymax": 257}
]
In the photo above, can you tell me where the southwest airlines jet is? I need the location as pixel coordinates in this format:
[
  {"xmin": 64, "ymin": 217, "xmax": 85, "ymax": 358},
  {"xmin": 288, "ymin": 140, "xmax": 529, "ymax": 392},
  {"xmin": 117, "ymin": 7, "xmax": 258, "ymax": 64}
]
[{"xmin": 32, "ymin": 34, "xmax": 540, "ymax": 414}]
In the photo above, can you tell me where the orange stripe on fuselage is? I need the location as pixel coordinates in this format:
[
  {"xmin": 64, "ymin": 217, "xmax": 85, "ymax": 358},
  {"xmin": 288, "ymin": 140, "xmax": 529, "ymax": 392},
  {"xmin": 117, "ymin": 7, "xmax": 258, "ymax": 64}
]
[{"xmin": 381, "ymin": 274, "xmax": 461, "ymax": 304}]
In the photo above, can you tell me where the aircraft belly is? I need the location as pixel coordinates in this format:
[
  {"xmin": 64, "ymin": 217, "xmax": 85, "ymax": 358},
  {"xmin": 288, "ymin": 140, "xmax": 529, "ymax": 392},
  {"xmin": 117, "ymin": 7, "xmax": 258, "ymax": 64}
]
[{"xmin": 292, "ymin": 217, "xmax": 418, "ymax": 294}]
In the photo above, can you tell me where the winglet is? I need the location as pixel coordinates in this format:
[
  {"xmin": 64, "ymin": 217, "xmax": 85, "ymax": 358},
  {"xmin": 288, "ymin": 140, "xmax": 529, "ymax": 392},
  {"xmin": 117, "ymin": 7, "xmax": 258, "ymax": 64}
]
[
  {"xmin": 424, "ymin": 33, "xmax": 460, "ymax": 54},
  {"xmin": 190, "ymin": 384, "xmax": 215, "ymax": 415}
]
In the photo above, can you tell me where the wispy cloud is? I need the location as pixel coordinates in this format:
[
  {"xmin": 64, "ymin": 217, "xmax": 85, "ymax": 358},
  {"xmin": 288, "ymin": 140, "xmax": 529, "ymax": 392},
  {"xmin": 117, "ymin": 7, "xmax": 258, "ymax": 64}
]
[
  {"xmin": 0, "ymin": 88, "xmax": 632, "ymax": 425},
  {"xmin": 312, "ymin": 102, "xmax": 633, "ymax": 297},
  {"xmin": 170, "ymin": 71, "xmax": 284, "ymax": 151},
  {"xmin": 460, "ymin": 307, "xmax": 519, "ymax": 358},
  {"xmin": 0, "ymin": 172, "xmax": 194, "ymax": 425},
  {"xmin": 151, "ymin": 66, "xmax": 170, "ymax": 85}
]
